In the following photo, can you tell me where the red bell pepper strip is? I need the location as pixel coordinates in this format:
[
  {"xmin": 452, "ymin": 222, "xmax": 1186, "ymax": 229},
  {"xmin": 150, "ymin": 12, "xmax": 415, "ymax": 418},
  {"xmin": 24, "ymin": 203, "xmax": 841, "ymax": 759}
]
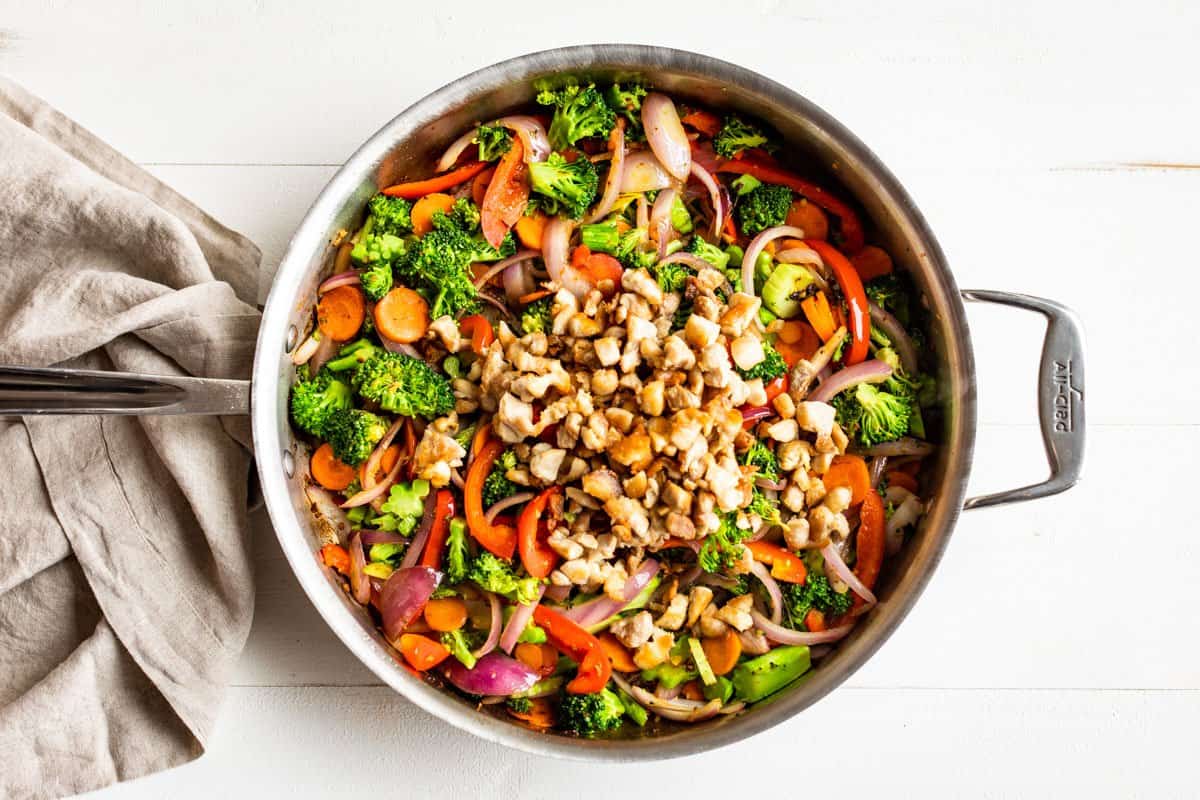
[
  {"xmin": 714, "ymin": 153, "xmax": 865, "ymax": 254},
  {"xmin": 532, "ymin": 604, "xmax": 612, "ymax": 694},
  {"xmin": 458, "ymin": 314, "xmax": 495, "ymax": 357},
  {"xmin": 852, "ymin": 489, "xmax": 886, "ymax": 613},
  {"xmin": 381, "ymin": 161, "xmax": 490, "ymax": 200},
  {"xmin": 763, "ymin": 376, "xmax": 788, "ymax": 404},
  {"xmin": 463, "ymin": 439, "xmax": 517, "ymax": 559},
  {"xmin": 803, "ymin": 239, "xmax": 871, "ymax": 365},
  {"xmin": 518, "ymin": 486, "xmax": 561, "ymax": 579},
  {"xmin": 419, "ymin": 490, "xmax": 456, "ymax": 570},
  {"xmin": 481, "ymin": 138, "xmax": 530, "ymax": 249},
  {"xmin": 745, "ymin": 540, "xmax": 808, "ymax": 584}
]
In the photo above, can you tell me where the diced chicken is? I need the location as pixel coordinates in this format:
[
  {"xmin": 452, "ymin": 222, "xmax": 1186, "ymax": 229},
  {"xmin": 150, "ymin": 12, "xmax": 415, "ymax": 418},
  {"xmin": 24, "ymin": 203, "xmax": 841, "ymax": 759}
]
[
  {"xmin": 795, "ymin": 401, "xmax": 838, "ymax": 452},
  {"xmin": 730, "ymin": 335, "xmax": 765, "ymax": 370},
  {"xmin": 582, "ymin": 468, "xmax": 623, "ymax": 501},
  {"xmin": 428, "ymin": 315, "xmax": 463, "ymax": 352},
  {"xmin": 656, "ymin": 593, "xmax": 689, "ymax": 631},
  {"xmin": 633, "ymin": 630, "xmax": 675, "ymax": 670},
  {"xmin": 413, "ymin": 426, "xmax": 466, "ymax": 488},
  {"xmin": 611, "ymin": 610, "xmax": 655, "ymax": 649},
  {"xmin": 715, "ymin": 594, "xmax": 754, "ymax": 631},
  {"xmin": 685, "ymin": 586, "xmax": 714, "ymax": 627},
  {"xmin": 529, "ymin": 444, "xmax": 567, "ymax": 483},
  {"xmin": 684, "ymin": 314, "xmax": 720, "ymax": 348},
  {"xmin": 495, "ymin": 393, "xmax": 538, "ymax": 442}
]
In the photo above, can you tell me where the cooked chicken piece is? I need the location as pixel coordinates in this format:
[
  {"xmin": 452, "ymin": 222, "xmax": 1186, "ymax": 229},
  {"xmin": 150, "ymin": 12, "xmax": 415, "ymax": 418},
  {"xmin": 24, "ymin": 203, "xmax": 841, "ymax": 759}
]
[
  {"xmin": 773, "ymin": 391, "xmax": 796, "ymax": 419},
  {"xmin": 604, "ymin": 496, "xmax": 650, "ymax": 540},
  {"xmin": 782, "ymin": 484, "xmax": 806, "ymax": 513},
  {"xmin": 428, "ymin": 315, "xmax": 463, "ymax": 353},
  {"xmin": 656, "ymin": 593, "xmax": 689, "ymax": 631},
  {"xmin": 743, "ymin": 377, "xmax": 768, "ymax": 407},
  {"xmin": 611, "ymin": 610, "xmax": 655, "ymax": 649},
  {"xmin": 665, "ymin": 511, "xmax": 696, "ymax": 540},
  {"xmin": 767, "ymin": 418, "xmax": 799, "ymax": 443},
  {"xmin": 684, "ymin": 313, "xmax": 720, "ymax": 348},
  {"xmin": 685, "ymin": 586, "xmax": 714, "ymax": 627},
  {"xmin": 529, "ymin": 444, "xmax": 567, "ymax": 483},
  {"xmin": 495, "ymin": 392, "xmax": 538, "ymax": 442},
  {"xmin": 639, "ymin": 379, "xmax": 666, "ymax": 416},
  {"xmin": 715, "ymin": 594, "xmax": 754, "ymax": 631},
  {"xmin": 593, "ymin": 336, "xmax": 621, "ymax": 367},
  {"xmin": 547, "ymin": 529, "xmax": 585, "ymax": 560},
  {"xmin": 795, "ymin": 401, "xmax": 837, "ymax": 452},
  {"xmin": 789, "ymin": 327, "xmax": 848, "ymax": 399},
  {"xmin": 560, "ymin": 456, "xmax": 589, "ymax": 482},
  {"xmin": 634, "ymin": 630, "xmax": 676, "ymax": 670},
  {"xmin": 413, "ymin": 426, "xmax": 467, "ymax": 488},
  {"xmin": 605, "ymin": 407, "xmax": 635, "ymax": 433},
  {"xmin": 778, "ymin": 440, "xmax": 813, "ymax": 472},
  {"xmin": 698, "ymin": 604, "xmax": 728, "ymax": 638},
  {"xmin": 603, "ymin": 562, "xmax": 629, "ymax": 600},
  {"xmin": 623, "ymin": 471, "xmax": 648, "ymax": 499},
  {"xmin": 719, "ymin": 293, "xmax": 762, "ymax": 337},
  {"xmin": 694, "ymin": 266, "xmax": 726, "ymax": 293},
  {"xmin": 784, "ymin": 516, "xmax": 811, "ymax": 550},
  {"xmin": 809, "ymin": 504, "xmax": 850, "ymax": 544},
  {"xmin": 730, "ymin": 335, "xmax": 766, "ymax": 370},
  {"xmin": 611, "ymin": 430, "xmax": 653, "ymax": 472},
  {"xmin": 582, "ymin": 468, "xmax": 623, "ymax": 501},
  {"xmin": 591, "ymin": 368, "xmax": 619, "ymax": 397},
  {"xmin": 824, "ymin": 485, "xmax": 853, "ymax": 514},
  {"xmin": 661, "ymin": 334, "xmax": 696, "ymax": 370},
  {"xmin": 661, "ymin": 481, "xmax": 693, "ymax": 514},
  {"xmin": 622, "ymin": 267, "xmax": 664, "ymax": 306}
]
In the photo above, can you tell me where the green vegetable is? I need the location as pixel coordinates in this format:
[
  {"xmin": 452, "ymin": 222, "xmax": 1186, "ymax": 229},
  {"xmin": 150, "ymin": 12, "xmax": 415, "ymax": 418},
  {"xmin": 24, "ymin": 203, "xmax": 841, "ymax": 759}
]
[
  {"xmin": 358, "ymin": 260, "xmax": 394, "ymax": 302},
  {"xmin": 511, "ymin": 675, "xmax": 564, "ymax": 698},
  {"xmin": 517, "ymin": 622, "xmax": 547, "ymax": 645},
  {"xmin": 351, "ymin": 232, "xmax": 408, "ymax": 266},
  {"xmin": 372, "ymin": 479, "xmax": 431, "ymax": 534},
  {"xmin": 730, "ymin": 174, "xmax": 762, "ymax": 197},
  {"xmin": 506, "ymin": 696, "xmax": 532, "ymax": 714},
  {"xmin": 557, "ymin": 688, "xmax": 625, "ymax": 735},
  {"xmin": 737, "ymin": 338, "xmax": 788, "ymax": 381},
  {"xmin": 831, "ymin": 381, "xmax": 914, "ymax": 448},
  {"xmin": 735, "ymin": 183, "xmax": 792, "ymax": 237},
  {"xmin": 450, "ymin": 197, "xmax": 482, "ymax": 232},
  {"xmin": 687, "ymin": 637, "xmax": 717, "ymax": 686},
  {"xmin": 323, "ymin": 409, "xmax": 388, "ymax": 466},
  {"xmin": 671, "ymin": 194, "xmax": 693, "ymax": 234},
  {"xmin": 640, "ymin": 662, "xmax": 697, "ymax": 690},
  {"xmin": 401, "ymin": 210, "xmax": 515, "ymax": 319},
  {"xmin": 783, "ymin": 569, "xmax": 852, "ymax": 629},
  {"xmin": 362, "ymin": 562, "xmax": 394, "ymax": 580},
  {"xmin": 528, "ymin": 152, "xmax": 599, "ymax": 220},
  {"xmin": 445, "ymin": 517, "xmax": 469, "ymax": 584},
  {"xmin": 351, "ymin": 351, "xmax": 454, "ymax": 420},
  {"xmin": 442, "ymin": 354, "xmax": 462, "ymax": 379},
  {"xmin": 653, "ymin": 260, "xmax": 691, "ymax": 293},
  {"xmin": 468, "ymin": 552, "xmax": 541, "ymax": 604},
  {"xmin": 686, "ymin": 236, "xmax": 731, "ymax": 271},
  {"xmin": 703, "ymin": 675, "xmax": 734, "ymax": 704},
  {"xmin": 714, "ymin": 114, "xmax": 772, "ymax": 159},
  {"xmin": 453, "ymin": 423, "xmax": 476, "ymax": 453},
  {"xmin": 698, "ymin": 514, "xmax": 751, "ymax": 573},
  {"xmin": 739, "ymin": 439, "xmax": 779, "ymax": 482},
  {"xmin": 614, "ymin": 228, "xmax": 658, "ymax": 272},
  {"xmin": 746, "ymin": 488, "xmax": 782, "ymax": 526},
  {"xmin": 536, "ymin": 82, "xmax": 616, "ymax": 150},
  {"xmin": 520, "ymin": 296, "xmax": 554, "ymax": 334},
  {"xmin": 863, "ymin": 273, "xmax": 912, "ymax": 326},
  {"xmin": 474, "ymin": 124, "xmax": 512, "ymax": 162},
  {"xmin": 441, "ymin": 628, "xmax": 477, "ymax": 669},
  {"xmin": 614, "ymin": 685, "xmax": 648, "ymax": 726},
  {"xmin": 363, "ymin": 193, "xmax": 414, "ymax": 237},
  {"xmin": 580, "ymin": 222, "xmax": 620, "ymax": 254},
  {"xmin": 731, "ymin": 645, "xmax": 811, "ymax": 703},
  {"xmin": 759, "ymin": 261, "xmax": 814, "ymax": 319},
  {"xmin": 481, "ymin": 449, "xmax": 519, "ymax": 508},
  {"xmin": 369, "ymin": 541, "xmax": 407, "ymax": 563},
  {"xmin": 323, "ymin": 338, "xmax": 380, "ymax": 373},
  {"xmin": 604, "ymin": 82, "xmax": 648, "ymax": 139},
  {"xmin": 290, "ymin": 368, "xmax": 352, "ymax": 437}
]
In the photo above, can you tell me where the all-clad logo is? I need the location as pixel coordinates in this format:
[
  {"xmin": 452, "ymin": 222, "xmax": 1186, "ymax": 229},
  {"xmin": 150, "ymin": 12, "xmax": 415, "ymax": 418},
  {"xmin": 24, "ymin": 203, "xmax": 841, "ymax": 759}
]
[{"xmin": 1051, "ymin": 359, "xmax": 1081, "ymax": 433}]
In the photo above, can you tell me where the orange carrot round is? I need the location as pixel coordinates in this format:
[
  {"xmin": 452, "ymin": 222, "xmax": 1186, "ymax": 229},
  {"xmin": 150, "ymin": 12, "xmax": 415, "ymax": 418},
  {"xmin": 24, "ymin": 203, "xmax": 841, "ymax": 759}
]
[
  {"xmin": 423, "ymin": 597, "xmax": 468, "ymax": 632},
  {"xmin": 785, "ymin": 198, "xmax": 829, "ymax": 240},
  {"xmin": 681, "ymin": 680, "xmax": 706, "ymax": 702},
  {"xmin": 310, "ymin": 442, "xmax": 356, "ymax": 491},
  {"xmin": 411, "ymin": 192, "xmax": 456, "ymax": 237},
  {"xmin": 850, "ymin": 245, "xmax": 894, "ymax": 281},
  {"xmin": 374, "ymin": 286, "xmax": 429, "ymax": 343},
  {"xmin": 316, "ymin": 285, "xmax": 366, "ymax": 342},
  {"xmin": 823, "ymin": 454, "xmax": 872, "ymax": 506},
  {"xmin": 701, "ymin": 628, "xmax": 743, "ymax": 676},
  {"xmin": 398, "ymin": 633, "xmax": 451, "ymax": 671},
  {"xmin": 598, "ymin": 632, "xmax": 638, "ymax": 673},
  {"xmin": 515, "ymin": 642, "xmax": 559, "ymax": 677},
  {"xmin": 514, "ymin": 211, "xmax": 548, "ymax": 250}
]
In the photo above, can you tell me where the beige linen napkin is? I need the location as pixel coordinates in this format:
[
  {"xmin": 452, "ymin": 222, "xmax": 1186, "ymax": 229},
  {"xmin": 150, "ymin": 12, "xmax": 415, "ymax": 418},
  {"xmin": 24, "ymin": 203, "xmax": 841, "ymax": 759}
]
[{"xmin": 0, "ymin": 78, "xmax": 262, "ymax": 798}]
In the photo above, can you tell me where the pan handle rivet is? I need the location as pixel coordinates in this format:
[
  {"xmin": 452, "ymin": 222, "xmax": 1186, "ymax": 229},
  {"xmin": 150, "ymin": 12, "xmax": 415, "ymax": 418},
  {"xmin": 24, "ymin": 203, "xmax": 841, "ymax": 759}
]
[
  {"xmin": 286, "ymin": 325, "xmax": 298, "ymax": 351},
  {"xmin": 282, "ymin": 449, "xmax": 295, "ymax": 478}
]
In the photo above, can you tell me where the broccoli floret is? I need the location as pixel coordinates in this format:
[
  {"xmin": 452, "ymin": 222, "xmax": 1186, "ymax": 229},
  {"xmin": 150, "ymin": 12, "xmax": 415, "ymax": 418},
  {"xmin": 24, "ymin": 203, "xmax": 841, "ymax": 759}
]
[
  {"xmin": 290, "ymin": 368, "xmax": 352, "ymax": 437},
  {"xmin": 864, "ymin": 273, "xmax": 913, "ymax": 326},
  {"xmin": 324, "ymin": 338, "xmax": 381, "ymax": 373},
  {"xmin": 359, "ymin": 260, "xmax": 393, "ymax": 302},
  {"xmin": 698, "ymin": 514, "xmax": 751, "ymax": 573},
  {"xmin": 654, "ymin": 261, "xmax": 691, "ymax": 293},
  {"xmin": 737, "ymin": 339, "xmax": 787, "ymax": 382},
  {"xmin": 671, "ymin": 194, "xmax": 693, "ymax": 234},
  {"xmin": 747, "ymin": 488, "xmax": 781, "ymax": 526},
  {"xmin": 614, "ymin": 228, "xmax": 658, "ymax": 271},
  {"xmin": 400, "ymin": 211, "xmax": 515, "ymax": 319},
  {"xmin": 604, "ymin": 82, "xmax": 648, "ymax": 139},
  {"xmin": 453, "ymin": 421, "xmax": 476, "ymax": 452},
  {"xmin": 730, "ymin": 174, "xmax": 762, "ymax": 197},
  {"xmin": 351, "ymin": 232, "xmax": 408, "ymax": 265},
  {"xmin": 441, "ymin": 628, "xmax": 477, "ymax": 669},
  {"xmin": 557, "ymin": 688, "xmax": 625, "ymax": 735},
  {"xmin": 482, "ymin": 449, "xmax": 519, "ymax": 508},
  {"xmin": 467, "ymin": 552, "xmax": 541, "ymax": 604},
  {"xmin": 450, "ymin": 197, "xmax": 481, "ymax": 232},
  {"xmin": 739, "ymin": 439, "xmax": 779, "ymax": 482},
  {"xmin": 351, "ymin": 351, "xmax": 454, "ymax": 420},
  {"xmin": 528, "ymin": 153, "xmax": 599, "ymax": 220},
  {"xmin": 735, "ymin": 183, "xmax": 793, "ymax": 236},
  {"xmin": 580, "ymin": 222, "xmax": 621, "ymax": 254},
  {"xmin": 445, "ymin": 518, "xmax": 469, "ymax": 584},
  {"xmin": 713, "ymin": 114, "xmax": 772, "ymax": 159},
  {"xmin": 686, "ymin": 236, "xmax": 731, "ymax": 271},
  {"xmin": 536, "ymin": 82, "xmax": 616, "ymax": 150},
  {"xmin": 474, "ymin": 124, "xmax": 512, "ymax": 162},
  {"xmin": 520, "ymin": 296, "xmax": 553, "ymax": 335},
  {"xmin": 506, "ymin": 696, "xmax": 533, "ymax": 714},
  {"xmin": 323, "ymin": 409, "xmax": 388, "ymax": 466},
  {"xmin": 365, "ymin": 193, "xmax": 414, "ymax": 236},
  {"xmin": 832, "ymin": 381, "xmax": 913, "ymax": 447},
  {"xmin": 372, "ymin": 479, "xmax": 431, "ymax": 534},
  {"xmin": 783, "ymin": 571, "xmax": 852, "ymax": 629}
]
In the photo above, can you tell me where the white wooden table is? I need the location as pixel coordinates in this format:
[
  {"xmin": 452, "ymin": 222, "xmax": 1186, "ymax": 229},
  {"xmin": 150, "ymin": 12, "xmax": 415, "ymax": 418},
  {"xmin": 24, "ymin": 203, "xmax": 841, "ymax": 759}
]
[{"xmin": 4, "ymin": 1, "xmax": 1197, "ymax": 796}]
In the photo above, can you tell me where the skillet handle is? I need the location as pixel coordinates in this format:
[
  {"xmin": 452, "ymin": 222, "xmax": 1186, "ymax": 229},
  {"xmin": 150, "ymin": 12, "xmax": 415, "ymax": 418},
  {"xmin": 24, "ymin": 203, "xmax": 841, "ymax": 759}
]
[
  {"xmin": 960, "ymin": 291, "xmax": 1085, "ymax": 510},
  {"xmin": 0, "ymin": 365, "xmax": 251, "ymax": 416}
]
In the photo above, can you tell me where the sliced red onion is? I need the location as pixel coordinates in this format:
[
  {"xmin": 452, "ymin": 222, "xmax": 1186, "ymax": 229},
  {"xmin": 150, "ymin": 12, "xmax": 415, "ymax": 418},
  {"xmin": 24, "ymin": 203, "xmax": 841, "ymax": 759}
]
[
  {"xmin": 496, "ymin": 115, "xmax": 551, "ymax": 163},
  {"xmin": 473, "ymin": 591, "xmax": 503, "ymax": 658},
  {"xmin": 450, "ymin": 468, "xmax": 465, "ymax": 491},
  {"xmin": 748, "ymin": 559, "xmax": 784, "ymax": 625},
  {"xmin": 341, "ymin": 455, "xmax": 404, "ymax": 509},
  {"xmin": 542, "ymin": 216, "xmax": 591, "ymax": 299},
  {"xmin": 360, "ymin": 530, "xmax": 406, "ymax": 546},
  {"xmin": 689, "ymin": 160, "xmax": 725, "ymax": 240},
  {"xmin": 474, "ymin": 249, "xmax": 539, "ymax": 289},
  {"xmin": 543, "ymin": 583, "xmax": 571, "ymax": 603},
  {"xmin": 658, "ymin": 251, "xmax": 717, "ymax": 273},
  {"xmin": 379, "ymin": 336, "xmax": 421, "ymax": 359},
  {"xmin": 348, "ymin": 531, "xmax": 371, "ymax": 604},
  {"xmin": 698, "ymin": 572, "xmax": 742, "ymax": 591},
  {"xmin": 752, "ymin": 610, "xmax": 855, "ymax": 646},
  {"xmin": 808, "ymin": 359, "xmax": 894, "ymax": 404},
  {"xmin": 291, "ymin": 331, "xmax": 322, "ymax": 365},
  {"xmin": 868, "ymin": 455, "xmax": 889, "ymax": 489},
  {"xmin": 362, "ymin": 417, "xmax": 406, "ymax": 491},
  {"xmin": 869, "ymin": 300, "xmax": 919, "ymax": 375},
  {"xmin": 503, "ymin": 259, "xmax": 537, "ymax": 305},
  {"xmin": 307, "ymin": 333, "xmax": 340, "ymax": 375},
  {"xmin": 741, "ymin": 225, "xmax": 808, "ymax": 299},
  {"xmin": 563, "ymin": 559, "xmax": 659, "ymax": 629},
  {"xmin": 399, "ymin": 488, "xmax": 439, "ymax": 569},
  {"xmin": 436, "ymin": 127, "xmax": 480, "ymax": 172},
  {"xmin": 650, "ymin": 186, "xmax": 678, "ymax": 259},
  {"xmin": 585, "ymin": 121, "xmax": 626, "ymax": 223},
  {"xmin": 775, "ymin": 247, "xmax": 825, "ymax": 268},
  {"xmin": 624, "ymin": 681, "xmax": 721, "ymax": 722},
  {"xmin": 858, "ymin": 437, "xmax": 935, "ymax": 458},
  {"xmin": 318, "ymin": 271, "xmax": 361, "ymax": 295},
  {"xmin": 475, "ymin": 291, "xmax": 514, "ymax": 320},
  {"xmin": 740, "ymin": 405, "xmax": 774, "ymax": 425},
  {"xmin": 380, "ymin": 566, "xmax": 442, "ymax": 641},
  {"xmin": 755, "ymin": 477, "xmax": 787, "ymax": 492},
  {"xmin": 821, "ymin": 543, "xmax": 877, "ymax": 606},
  {"xmin": 655, "ymin": 682, "xmax": 682, "ymax": 700},
  {"xmin": 499, "ymin": 584, "xmax": 545, "ymax": 654},
  {"xmin": 619, "ymin": 150, "xmax": 674, "ymax": 193},
  {"xmin": 442, "ymin": 650, "xmax": 540, "ymax": 696},
  {"xmin": 641, "ymin": 93, "xmax": 691, "ymax": 182},
  {"xmin": 719, "ymin": 701, "xmax": 746, "ymax": 715},
  {"xmin": 886, "ymin": 495, "xmax": 924, "ymax": 555},
  {"xmin": 485, "ymin": 492, "xmax": 535, "ymax": 525},
  {"xmin": 737, "ymin": 629, "xmax": 771, "ymax": 655}
]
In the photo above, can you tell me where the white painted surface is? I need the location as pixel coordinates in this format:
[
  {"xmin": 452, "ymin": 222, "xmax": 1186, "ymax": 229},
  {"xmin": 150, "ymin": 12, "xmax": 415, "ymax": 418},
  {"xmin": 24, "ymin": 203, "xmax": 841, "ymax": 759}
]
[{"xmin": 1, "ymin": 1, "xmax": 1194, "ymax": 796}]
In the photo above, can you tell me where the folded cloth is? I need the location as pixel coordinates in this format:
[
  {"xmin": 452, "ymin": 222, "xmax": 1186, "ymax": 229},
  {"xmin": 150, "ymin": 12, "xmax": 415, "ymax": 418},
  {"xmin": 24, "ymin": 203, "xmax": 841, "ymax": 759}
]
[{"xmin": 0, "ymin": 78, "xmax": 262, "ymax": 798}]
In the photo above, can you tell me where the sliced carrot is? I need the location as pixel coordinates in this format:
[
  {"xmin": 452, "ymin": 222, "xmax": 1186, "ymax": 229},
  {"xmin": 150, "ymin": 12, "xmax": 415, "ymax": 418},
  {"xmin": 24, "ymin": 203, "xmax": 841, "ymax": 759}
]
[
  {"xmin": 514, "ymin": 211, "xmax": 548, "ymax": 250},
  {"xmin": 775, "ymin": 321, "xmax": 822, "ymax": 366},
  {"xmin": 320, "ymin": 543, "xmax": 351, "ymax": 575},
  {"xmin": 800, "ymin": 290, "xmax": 837, "ymax": 342},
  {"xmin": 580, "ymin": 252, "xmax": 624, "ymax": 295},
  {"xmin": 423, "ymin": 597, "xmax": 468, "ymax": 632},
  {"xmin": 681, "ymin": 680, "xmax": 706, "ymax": 702},
  {"xmin": 721, "ymin": 213, "xmax": 738, "ymax": 244},
  {"xmin": 785, "ymin": 198, "xmax": 829, "ymax": 240},
  {"xmin": 680, "ymin": 108, "xmax": 722, "ymax": 137},
  {"xmin": 311, "ymin": 442, "xmax": 356, "ymax": 491},
  {"xmin": 398, "ymin": 633, "xmax": 451, "ymax": 671},
  {"xmin": 518, "ymin": 289, "xmax": 553, "ymax": 304},
  {"xmin": 886, "ymin": 470, "xmax": 919, "ymax": 494},
  {"xmin": 598, "ymin": 632, "xmax": 638, "ymax": 673},
  {"xmin": 778, "ymin": 237, "xmax": 810, "ymax": 253},
  {"xmin": 805, "ymin": 609, "xmax": 827, "ymax": 633},
  {"xmin": 700, "ymin": 628, "xmax": 743, "ymax": 676},
  {"xmin": 382, "ymin": 161, "xmax": 490, "ymax": 200},
  {"xmin": 411, "ymin": 192, "xmax": 456, "ymax": 237},
  {"xmin": 471, "ymin": 167, "xmax": 495, "ymax": 207},
  {"xmin": 360, "ymin": 444, "xmax": 402, "ymax": 487},
  {"xmin": 850, "ymin": 245, "xmax": 894, "ymax": 281},
  {"xmin": 515, "ymin": 642, "xmax": 559, "ymax": 677},
  {"xmin": 373, "ymin": 286, "xmax": 429, "ymax": 344},
  {"xmin": 507, "ymin": 696, "xmax": 556, "ymax": 729},
  {"xmin": 316, "ymin": 285, "xmax": 366, "ymax": 342},
  {"xmin": 823, "ymin": 454, "xmax": 872, "ymax": 506}
]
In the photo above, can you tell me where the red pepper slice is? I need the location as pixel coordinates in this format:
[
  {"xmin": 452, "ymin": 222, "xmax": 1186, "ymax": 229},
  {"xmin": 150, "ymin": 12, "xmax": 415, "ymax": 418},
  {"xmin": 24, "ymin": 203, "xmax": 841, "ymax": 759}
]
[
  {"xmin": 803, "ymin": 239, "xmax": 871, "ymax": 365},
  {"xmin": 463, "ymin": 439, "xmax": 517, "ymax": 559},
  {"xmin": 518, "ymin": 486, "xmax": 561, "ymax": 579},
  {"xmin": 745, "ymin": 540, "xmax": 808, "ymax": 584},
  {"xmin": 458, "ymin": 314, "xmax": 495, "ymax": 356},
  {"xmin": 381, "ymin": 161, "xmax": 490, "ymax": 200},
  {"xmin": 481, "ymin": 138, "xmax": 530, "ymax": 249},
  {"xmin": 714, "ymin": 154, "xmax": 865, "ymax": 254},
  {"xmin": 419, "ymin": 490, "xmax": 456, "ymax": 569},
  {"xmin": 532, "ymin": 605, "xmax": 612, "ymax": 694},
  {"xmin": 851, "ymin": 489, "xmax": 886, "ymax": 614}
]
